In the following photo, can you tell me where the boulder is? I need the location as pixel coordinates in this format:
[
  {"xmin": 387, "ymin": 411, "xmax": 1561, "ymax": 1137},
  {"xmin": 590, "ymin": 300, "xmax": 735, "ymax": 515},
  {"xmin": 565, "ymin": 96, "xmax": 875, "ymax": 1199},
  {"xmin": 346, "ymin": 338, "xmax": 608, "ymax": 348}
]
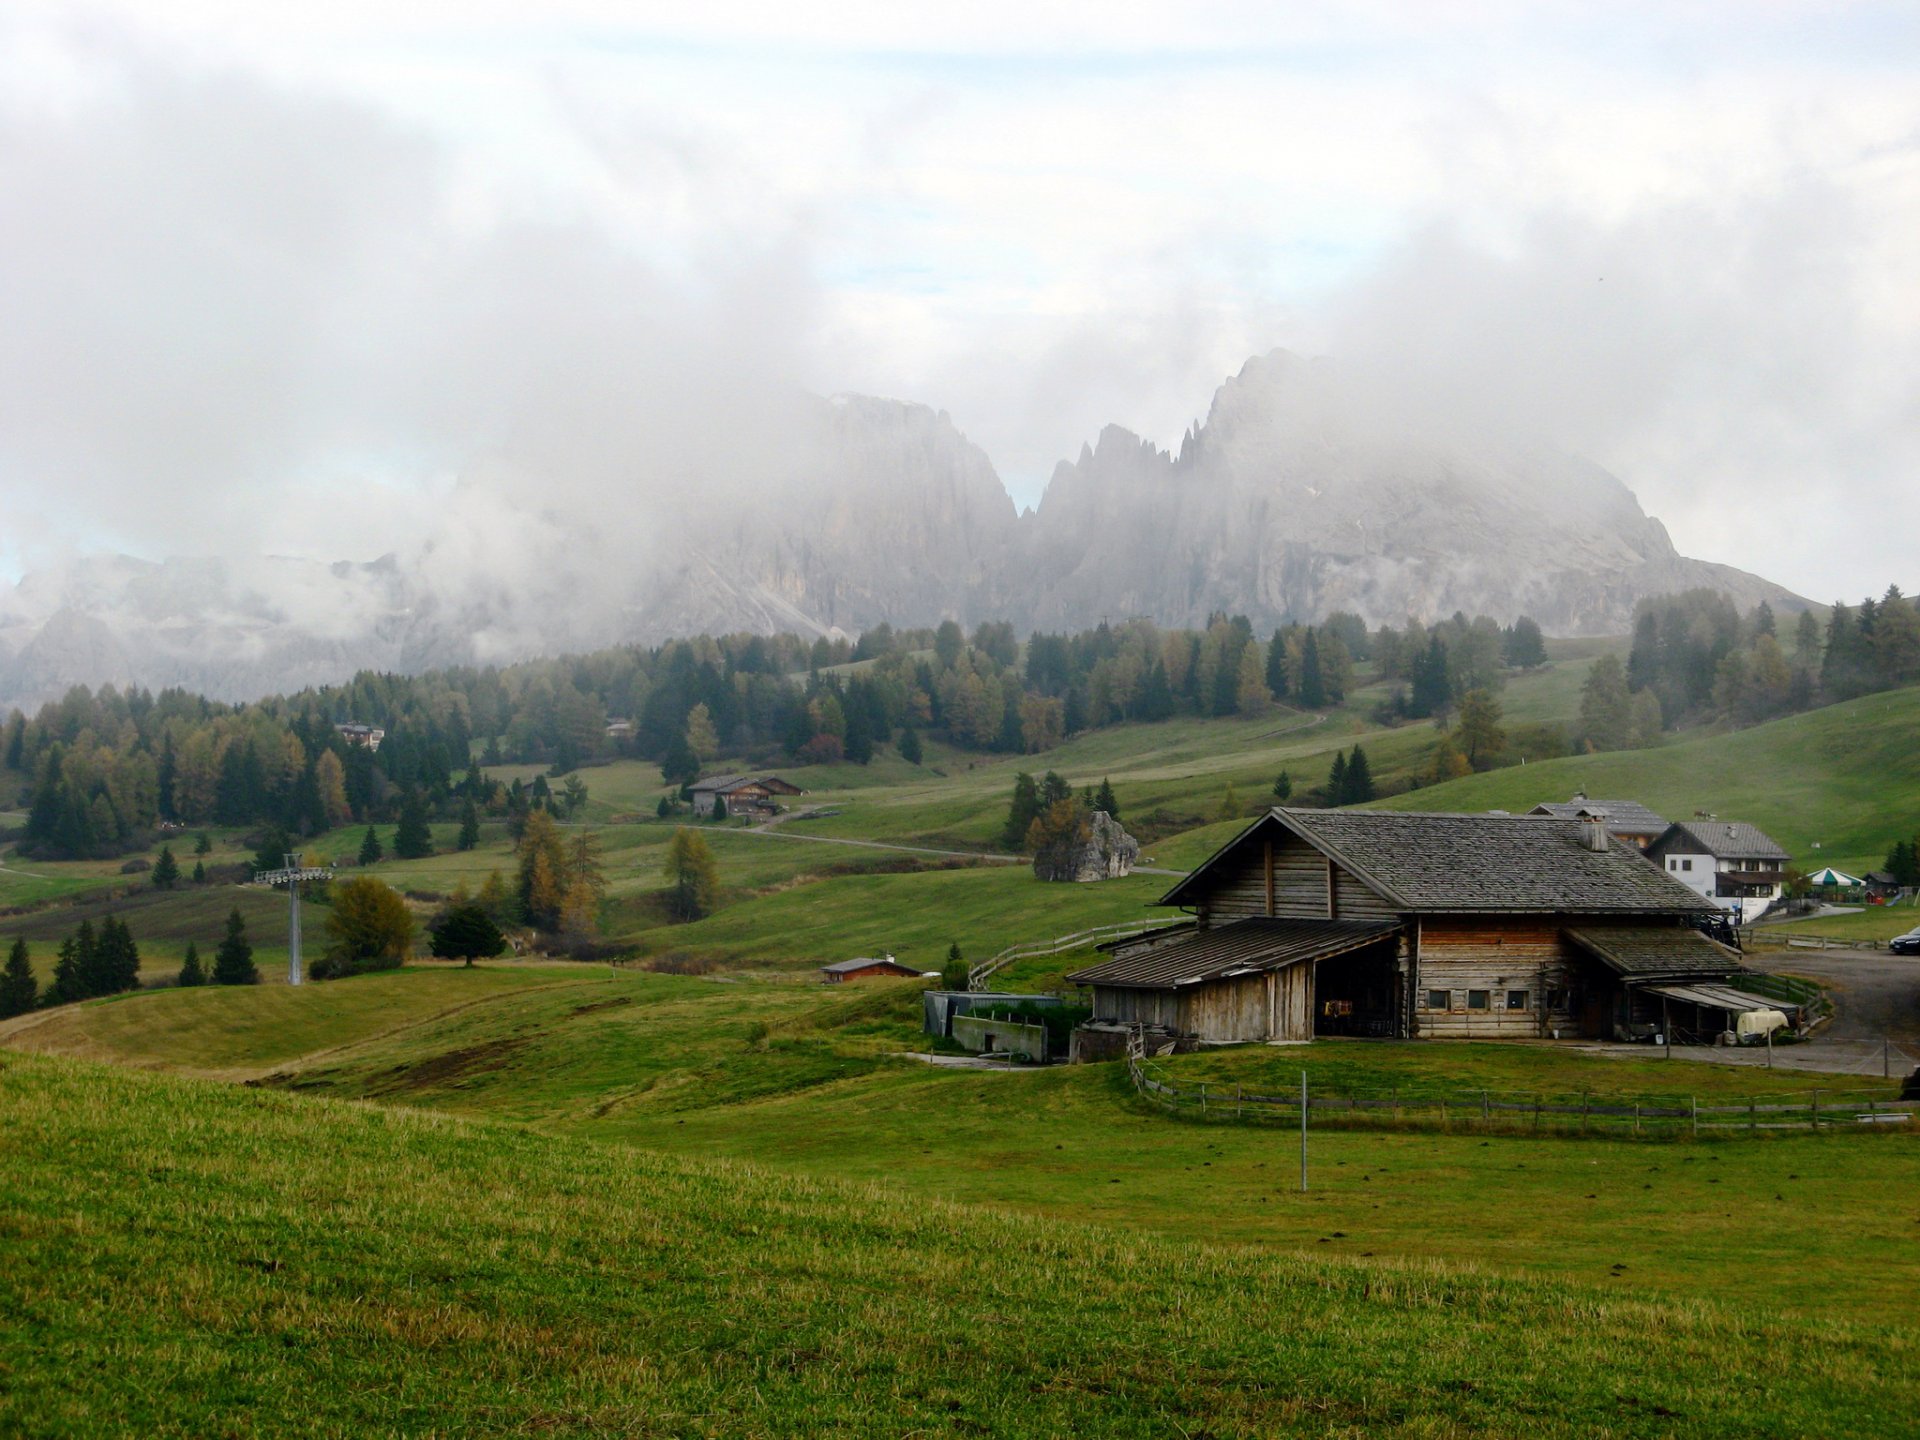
[{"xmin": 1033, "ymin": 809, "xmax": 1139, "ymax": 883}]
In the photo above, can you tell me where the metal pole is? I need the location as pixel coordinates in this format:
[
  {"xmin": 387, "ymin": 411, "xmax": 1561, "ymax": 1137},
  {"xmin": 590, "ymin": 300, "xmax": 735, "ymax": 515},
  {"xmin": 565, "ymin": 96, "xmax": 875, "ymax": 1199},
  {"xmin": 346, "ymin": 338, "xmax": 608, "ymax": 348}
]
[
  {"xmin": 1766, "ymin": 1025, "xmax": 1773, "ymax": 1069},
  {"xmin": 1885, "ymin": 1037, "xmax": 1891, "ymax": 1080},
  {"xmin": 287, "ymin": 861, "xmax": 302, "ymax": 987},
  {"xmin": 1663, "ymin": 998, "xmax": 1670, "ymax": 1059},
  {"xmin": 1299, "ymin": 1070, "xmax": 1308, "ymax": 1193}
]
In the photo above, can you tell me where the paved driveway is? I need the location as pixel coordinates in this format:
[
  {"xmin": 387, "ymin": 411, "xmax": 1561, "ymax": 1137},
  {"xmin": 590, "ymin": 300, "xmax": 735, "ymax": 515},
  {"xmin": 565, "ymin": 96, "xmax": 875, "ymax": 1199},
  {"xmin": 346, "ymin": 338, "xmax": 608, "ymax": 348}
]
[{"xmin": 1579, "ymin": 948, "xmax": 1920, "ymax": 1079}]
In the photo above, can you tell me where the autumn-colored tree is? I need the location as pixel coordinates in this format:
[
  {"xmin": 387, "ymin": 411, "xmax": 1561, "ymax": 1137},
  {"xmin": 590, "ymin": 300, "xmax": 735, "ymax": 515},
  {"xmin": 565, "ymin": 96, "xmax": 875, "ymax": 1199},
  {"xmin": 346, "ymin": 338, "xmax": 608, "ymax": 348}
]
[
  {"xmin": 662, "ymin": 828, "xmax": 720, "ymax": 921},
  {"xmin": 684, "ymin": 702, "xmax": 720, "ymax": 763},
  {"xmin": 516, "ymin": 808, "xmax": 569, "ymax": 931},
  {"xmin": 1454, "ymin": 689, "xmax": 1506, "ymax": 770},
  {"xmin": 319, "ymin": 876, "xmax": 415, "ymax": 977},
  {"xmin": 314, "ymin": 749, "xmax": 353, "ymax": 828},
  {"xmin": 1234, "ymin": 644, "xmax": 1270, "ymax": 714}
]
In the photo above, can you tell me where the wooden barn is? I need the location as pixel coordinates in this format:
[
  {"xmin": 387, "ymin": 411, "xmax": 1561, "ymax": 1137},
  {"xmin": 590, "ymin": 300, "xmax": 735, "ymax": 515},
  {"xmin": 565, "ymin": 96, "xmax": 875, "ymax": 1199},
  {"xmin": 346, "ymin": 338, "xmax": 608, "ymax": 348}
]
[
  {"xmin": 820, "ymin": 955, "xmax": 924, "ymax": 984},
  {"xmin": 688, "ymin": 774, "xmax": 806, "ymax": 818},
  {"xmin": 1067, "ymin": 808, "xmax": 1739, "ymax": 1044}
]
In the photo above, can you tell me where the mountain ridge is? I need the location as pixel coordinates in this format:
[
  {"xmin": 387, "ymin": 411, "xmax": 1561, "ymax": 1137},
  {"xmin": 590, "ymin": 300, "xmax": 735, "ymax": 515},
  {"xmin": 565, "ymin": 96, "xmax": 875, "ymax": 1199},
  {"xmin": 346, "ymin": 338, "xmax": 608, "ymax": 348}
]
[{"xmin": 0, "ymin": 351, "xmax": 1804, "ymax": 710}]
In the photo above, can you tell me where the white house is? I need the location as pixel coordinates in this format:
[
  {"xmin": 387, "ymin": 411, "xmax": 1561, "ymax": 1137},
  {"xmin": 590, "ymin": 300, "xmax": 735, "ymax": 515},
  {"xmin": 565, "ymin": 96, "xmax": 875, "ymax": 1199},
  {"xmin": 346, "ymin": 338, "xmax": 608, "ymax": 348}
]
[{"xmin": 1645, "ymin": 821, "xmax": 1790, "ymax": 923}]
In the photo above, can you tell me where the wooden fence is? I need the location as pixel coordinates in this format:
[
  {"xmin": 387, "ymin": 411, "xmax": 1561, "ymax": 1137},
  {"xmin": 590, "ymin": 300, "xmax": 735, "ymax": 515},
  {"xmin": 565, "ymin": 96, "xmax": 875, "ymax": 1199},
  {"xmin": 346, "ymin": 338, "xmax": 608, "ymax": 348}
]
[
  {"xmin": 967, "ymin": 918, "xmax": 1172, "ymax": 991},
  {"xmin": 1123, "ymin": 1033, "xmax": 1914, "ymax": 1138}
]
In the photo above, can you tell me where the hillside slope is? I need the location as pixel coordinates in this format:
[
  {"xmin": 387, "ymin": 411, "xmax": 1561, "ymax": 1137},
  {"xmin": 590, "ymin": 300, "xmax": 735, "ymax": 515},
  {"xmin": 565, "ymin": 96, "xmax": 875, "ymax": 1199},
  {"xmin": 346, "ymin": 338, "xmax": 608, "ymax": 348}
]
[
  {"xmin": 1371, "ymin": 685, "xmax": 1920, "ymax": 871},
  {"xmin": 2, "ymin": 1052, "xmax": 1910, "ymax": 1437}
]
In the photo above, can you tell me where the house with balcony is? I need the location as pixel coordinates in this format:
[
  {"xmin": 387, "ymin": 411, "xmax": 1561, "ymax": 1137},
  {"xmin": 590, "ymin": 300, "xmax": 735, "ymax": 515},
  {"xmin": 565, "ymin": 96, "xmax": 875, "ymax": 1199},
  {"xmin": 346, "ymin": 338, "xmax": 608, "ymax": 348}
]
[{"xmin": 1645, "ymin": 821, "xmax": 1790, "ymax": 923}]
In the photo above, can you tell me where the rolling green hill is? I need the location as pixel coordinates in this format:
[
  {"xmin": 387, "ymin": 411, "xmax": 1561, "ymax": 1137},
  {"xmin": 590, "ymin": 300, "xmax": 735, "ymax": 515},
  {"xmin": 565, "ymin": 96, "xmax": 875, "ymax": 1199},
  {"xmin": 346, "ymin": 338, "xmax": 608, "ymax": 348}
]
[
  {"xmin": 3, "ymin": 1051, "xmax": 1913, "ymax": 1437},
  {"xmin": 1371, "ymin": 684, "xmax": 1920, "ymax": 875}
]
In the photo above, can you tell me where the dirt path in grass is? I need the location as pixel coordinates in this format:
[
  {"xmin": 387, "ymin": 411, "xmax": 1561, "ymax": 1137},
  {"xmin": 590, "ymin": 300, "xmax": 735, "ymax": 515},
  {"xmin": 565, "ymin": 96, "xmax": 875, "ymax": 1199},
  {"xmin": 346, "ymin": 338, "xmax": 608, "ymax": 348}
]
[{"xmin": 722, "ymin": 825, "xmax": 1188, "ymax": 876}]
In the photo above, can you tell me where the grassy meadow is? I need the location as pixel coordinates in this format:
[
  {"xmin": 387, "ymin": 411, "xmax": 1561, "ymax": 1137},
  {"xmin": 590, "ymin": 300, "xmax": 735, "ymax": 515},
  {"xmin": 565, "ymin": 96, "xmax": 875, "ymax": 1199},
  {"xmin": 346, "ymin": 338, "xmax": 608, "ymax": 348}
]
[
  {"xmin": 8, "ymin": 652, "xmax": 1920, "ymax": 1433},
  {"xmin": 8, "ymin": 1051, "xmax": 1912, "ymax": 1438}
]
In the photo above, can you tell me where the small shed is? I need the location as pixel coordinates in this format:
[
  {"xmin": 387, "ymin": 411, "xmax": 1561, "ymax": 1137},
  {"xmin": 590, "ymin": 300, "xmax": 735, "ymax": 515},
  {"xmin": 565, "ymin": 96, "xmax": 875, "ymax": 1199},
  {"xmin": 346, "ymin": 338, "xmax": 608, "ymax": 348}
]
[{"xmin": 820, "ymin": 955, "xmax": 923, "ymax": 984}]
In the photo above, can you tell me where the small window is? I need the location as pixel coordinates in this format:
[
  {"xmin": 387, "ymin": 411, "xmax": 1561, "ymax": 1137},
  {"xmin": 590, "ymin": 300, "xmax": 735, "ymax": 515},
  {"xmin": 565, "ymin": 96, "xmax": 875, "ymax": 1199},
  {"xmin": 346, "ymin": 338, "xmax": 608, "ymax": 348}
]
[
  {"xmin": 1667, "ymin": 858, "xmax": 1677, "ymax": 870},
  {"xmin": 1546, "ymin": 988, "xmax": 1567, "ymax": 1011},
  {"xmin": 1682, "ymin": 858, "xmax": 1693, "ymax": 872},
  {"xmin": 1467, "ymin": 989, "xmax": 1490, "ymax": 1011},
  {"xmin": 1506, "ymin": 989, "xmax": 1529, "ymax": 1010},
  {"xmin": 1426, "ymin": 989, "xmax": 1450, "ymax": 1011}
]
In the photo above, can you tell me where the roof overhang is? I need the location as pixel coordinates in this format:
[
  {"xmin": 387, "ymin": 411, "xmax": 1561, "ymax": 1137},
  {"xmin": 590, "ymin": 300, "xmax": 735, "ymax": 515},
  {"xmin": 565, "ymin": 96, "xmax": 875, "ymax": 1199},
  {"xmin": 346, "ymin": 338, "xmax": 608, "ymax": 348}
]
[{"xmin": 1068, "ymin": 917, "xmax": 1401, "ymax": 990}]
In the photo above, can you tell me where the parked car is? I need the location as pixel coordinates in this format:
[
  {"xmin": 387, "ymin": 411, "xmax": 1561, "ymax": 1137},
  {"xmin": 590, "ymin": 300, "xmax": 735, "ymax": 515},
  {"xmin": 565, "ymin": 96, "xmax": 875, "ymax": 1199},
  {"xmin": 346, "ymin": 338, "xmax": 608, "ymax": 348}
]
[{"xmin": 1889, "ymin": 928, "xmax": 1920, "ymax": 956}]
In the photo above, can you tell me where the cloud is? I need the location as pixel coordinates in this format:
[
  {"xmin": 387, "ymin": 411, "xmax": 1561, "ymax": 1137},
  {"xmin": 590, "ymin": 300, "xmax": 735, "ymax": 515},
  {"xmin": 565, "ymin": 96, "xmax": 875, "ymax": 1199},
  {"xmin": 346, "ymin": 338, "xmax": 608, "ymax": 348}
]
[{"xmin": 0, "ymin": 22, "xmax": 820, "ymax": 584}]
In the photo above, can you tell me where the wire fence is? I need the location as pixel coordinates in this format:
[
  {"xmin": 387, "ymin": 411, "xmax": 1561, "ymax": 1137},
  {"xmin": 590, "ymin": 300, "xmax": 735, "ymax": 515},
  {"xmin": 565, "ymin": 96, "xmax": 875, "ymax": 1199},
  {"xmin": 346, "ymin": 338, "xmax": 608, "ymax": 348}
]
[{"xmin": 1122, "ymin": 1032, "xmax": 1916, "ymax": 1139}]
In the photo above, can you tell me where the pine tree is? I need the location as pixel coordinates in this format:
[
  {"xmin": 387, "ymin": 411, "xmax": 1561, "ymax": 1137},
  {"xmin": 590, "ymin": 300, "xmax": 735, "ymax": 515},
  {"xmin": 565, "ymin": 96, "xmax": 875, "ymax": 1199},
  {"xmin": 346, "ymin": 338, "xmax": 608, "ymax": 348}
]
[
  {"xmin": 150, "ymin": 845, "xmax": 180, "ymax": 889},
  {"xmin": 191, "ymin": 860, "xmax": 206, "ymax": 885},
  {"xmin": 1297, "ymin": 629, "xmax": 1327, "ymax": 709},
  {"xmin": 393, "ymin": 790, "xmax": 434, "ymax": 859},
  {"xmin": 457, "ymin": 799, "xmax": 481, "ymax": 851},
  {"xmin": 1094, "ymin": 777, "xmax": 1119, "ymax": 819},
  {"xmin": 1001, "ymin": 773, "xmax": 1041, "ymax": 850},
  {"xmin": 71, "ymin": 919, "xmax": 107, "ymax": 998},
  {"xmin": 95, "ymin": 916, "xmax": 140, "ymax": 993},
  {"xmin": 1215, "ymin": 782, "xmax": 1240, "ymax": 822},
  {"xmin": 655, "ymin": 795, "xmax": 673, "ymax": 819},
  {"xmin": 1326, "ymin": 750, "xmax": 1348, "ymax": 804},
  {"xmin": 1265, "ymin": 629, "xmax": 1290, "ymax": 700},
  {"xmin": 48, "ymin": 932, "xmax": 85, "ymax": 1006},
  {"xmin": 1344, "ymin": 745, "xmax": 1376, "ymax": 804},
  {"xmin": 358, "ymin": 824, "xmax": 383, "ymax": 866},
  {"xmin": 177, "ymin": 941, "xmax": 206, "ymax": 987},
  {"xmin": 898, "ymin": 726, "xmax": 924, "ymax": 765},
  {"xmin": 0, "ymin": 937, "xmax": 36, "ymax": 1018},
  {"xmin": 212, "ymin": 908, "xmax": 259, "ymax": 986},
  {"xmin": 711, "ymin": 792, "xmax": 728, "ymax": 822},
  {"xmin": 1272, "ymin": 770, "xmax": 1293, "ymax": 802}
]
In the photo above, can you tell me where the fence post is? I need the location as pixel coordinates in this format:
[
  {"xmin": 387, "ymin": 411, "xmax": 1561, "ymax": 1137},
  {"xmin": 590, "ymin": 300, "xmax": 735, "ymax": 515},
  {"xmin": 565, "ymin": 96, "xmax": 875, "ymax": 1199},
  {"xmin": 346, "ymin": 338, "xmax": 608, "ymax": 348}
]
[
  {"xmin": 1691, "ymin": 1096, "xmax": 1698, "ymax": 1138},
  {"xmin": 1581, "ymin": 1091, "xmax": 1589, "ymax": 1134},
  {"xmin": 1748, "ymin": 1095, "xmax": 1756, "ymax": 1134},
  {"xmin": 1236, "ymin": 1083, "xmax": 1243, "ymax": 1121},
  {"xmin": 1299, "ymin": 1071, "xmax": 1308, "ymax": 1193},
  {"xmin": 1811, "ymin": 1090, "xmax": 1819, "ymax": 1131},
  {"xmin": 1200, "ymin": 1083, "xmax": 1207, "ymax": 1117},
  {"xmin": 1633, "ymin": 1103, "xmax": 1641, "ymax": 1135},
  {"xmin": 1885, "ymin": 1037, "xmax": 1891, "ymax": 1080},
  {"xmin": 1481, "ymin": 1090, "xmax": 1490, "ymax": 1127}
]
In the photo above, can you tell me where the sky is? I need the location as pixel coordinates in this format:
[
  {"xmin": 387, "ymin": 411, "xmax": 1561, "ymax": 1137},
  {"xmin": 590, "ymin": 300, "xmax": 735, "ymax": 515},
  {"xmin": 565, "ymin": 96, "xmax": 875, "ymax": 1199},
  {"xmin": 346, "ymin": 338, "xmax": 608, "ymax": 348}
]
[{"xmin": 1, "ymin": 1, "xmax": 1916, "ymax": 602}]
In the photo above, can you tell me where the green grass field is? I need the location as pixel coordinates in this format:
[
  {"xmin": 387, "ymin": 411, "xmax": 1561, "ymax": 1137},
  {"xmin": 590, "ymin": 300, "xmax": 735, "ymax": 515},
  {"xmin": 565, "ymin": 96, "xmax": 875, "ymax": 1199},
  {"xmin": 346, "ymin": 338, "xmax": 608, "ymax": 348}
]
[
  {"xmin": 8, "ymin": 1052, "xmax": 1911, "ymax": 1437},
  {"xmin": 8, "ymin": 659, "xmax": 1920, "ymax": 1432},
  {"xmin": 1373, "ymin": 685, "xmax": 1920, "ymax": 874},
  {"xmin": 11, "ymin": 965, "xmax": 1915, "ymax": 1330}
]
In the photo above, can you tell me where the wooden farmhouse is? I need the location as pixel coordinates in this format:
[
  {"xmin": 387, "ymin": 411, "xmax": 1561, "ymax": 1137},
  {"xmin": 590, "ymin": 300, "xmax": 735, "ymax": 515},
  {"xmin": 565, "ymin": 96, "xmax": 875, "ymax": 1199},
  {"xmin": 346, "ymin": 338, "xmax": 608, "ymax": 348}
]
[
  {"xmin": 820, "ymin": 955, "xmax": 924, "ymax": 984},
  {"xmin": 1067, "ymin": 808, "xmax": 1743, "ymax": 1044},
  {"xmin": 688, "ymin": 774, "xmax": 806, "ymax": 818}
]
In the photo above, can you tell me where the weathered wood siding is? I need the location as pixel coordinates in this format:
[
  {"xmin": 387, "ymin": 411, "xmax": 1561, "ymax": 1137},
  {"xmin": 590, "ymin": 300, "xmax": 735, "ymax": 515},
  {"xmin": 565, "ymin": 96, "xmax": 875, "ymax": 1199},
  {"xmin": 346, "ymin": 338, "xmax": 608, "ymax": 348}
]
[
  {"xmin": 1413, "ymin": 916, "xmax": 1573, "ymax": 1039},
  {"xmin": 1089, "ymin": 963, "xmax": 1314, "ymax": 1042},
  {"xmin": 1200, "ymin": 826, "xmax": 1397, "ymax": 922}
]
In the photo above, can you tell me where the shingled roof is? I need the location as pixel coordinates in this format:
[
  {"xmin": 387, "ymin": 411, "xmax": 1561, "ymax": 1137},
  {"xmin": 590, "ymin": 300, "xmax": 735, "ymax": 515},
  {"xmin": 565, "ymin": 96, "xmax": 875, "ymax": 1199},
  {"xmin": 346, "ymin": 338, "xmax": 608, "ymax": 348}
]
[
  {"xmin": 1161, "ymin": 809, "xmax": 1718, "ymax": 916},
  {"xmin": 1652, "ymin": 821, "xmax": 1790, "ymax": 861},
  {"xmin": 1564, "ymin": 927, "xmax": 1743, "ymax": 979},
  {"xmin": 1067, "ymin": 918, "xmax": 1400, "ymax": 989},
  {"xmin": 1529, "ymin": 799, "xmax": 1670, "ymax": 835}
]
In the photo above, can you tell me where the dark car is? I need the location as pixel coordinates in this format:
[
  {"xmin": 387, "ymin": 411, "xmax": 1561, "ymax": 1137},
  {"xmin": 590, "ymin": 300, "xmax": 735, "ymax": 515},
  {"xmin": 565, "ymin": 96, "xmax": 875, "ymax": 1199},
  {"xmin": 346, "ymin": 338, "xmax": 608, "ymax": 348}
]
[{"xmin": 1890, "ymin": 928, "xmax": 1920, "ymax": 956}]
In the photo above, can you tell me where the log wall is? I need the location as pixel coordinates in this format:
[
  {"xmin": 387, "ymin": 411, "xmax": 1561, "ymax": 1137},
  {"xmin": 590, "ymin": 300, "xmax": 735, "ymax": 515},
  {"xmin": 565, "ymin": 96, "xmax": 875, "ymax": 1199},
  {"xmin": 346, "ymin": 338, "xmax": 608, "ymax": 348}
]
[
  {"xmin": 1201, "ymin": 828, "xmax": 1396, "ymax": 922},
  {"xmin": 1412, "ymin": 916, "xmax": 1575, "ymax": 1039}
]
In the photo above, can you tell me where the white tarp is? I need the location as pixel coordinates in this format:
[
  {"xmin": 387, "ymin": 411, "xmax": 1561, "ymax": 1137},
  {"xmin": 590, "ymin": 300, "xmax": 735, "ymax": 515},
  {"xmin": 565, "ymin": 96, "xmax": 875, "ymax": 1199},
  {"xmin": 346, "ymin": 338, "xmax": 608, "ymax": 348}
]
[{"xmin": 1736, "ymin": 1008, "xmax": 1790, "ymax": 1039}]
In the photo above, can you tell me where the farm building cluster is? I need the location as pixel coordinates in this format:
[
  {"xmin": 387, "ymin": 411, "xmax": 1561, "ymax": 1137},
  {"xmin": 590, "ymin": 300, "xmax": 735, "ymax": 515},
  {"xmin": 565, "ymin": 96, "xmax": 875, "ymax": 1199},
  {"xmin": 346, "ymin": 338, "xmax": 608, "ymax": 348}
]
[{"xmin": 1063, "ymin": 803, "xmax": 1798, "ymax": 1051}]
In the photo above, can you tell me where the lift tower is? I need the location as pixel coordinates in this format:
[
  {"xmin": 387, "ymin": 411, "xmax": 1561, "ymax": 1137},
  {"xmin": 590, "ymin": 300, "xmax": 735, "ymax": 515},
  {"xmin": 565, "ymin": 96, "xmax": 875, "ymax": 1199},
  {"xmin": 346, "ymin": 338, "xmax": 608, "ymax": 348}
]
[{"xmin": 254, "ymin": 853, "xmax": 334, "ymax": 986}]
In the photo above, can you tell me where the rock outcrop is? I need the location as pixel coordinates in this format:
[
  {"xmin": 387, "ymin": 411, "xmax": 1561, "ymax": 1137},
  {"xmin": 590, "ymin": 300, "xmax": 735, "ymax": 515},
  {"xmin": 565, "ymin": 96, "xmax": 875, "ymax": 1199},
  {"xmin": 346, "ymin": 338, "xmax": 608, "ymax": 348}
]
[{"xmin": 1033, "ymin": 810, "xmax": 1140, "ymax": 884}]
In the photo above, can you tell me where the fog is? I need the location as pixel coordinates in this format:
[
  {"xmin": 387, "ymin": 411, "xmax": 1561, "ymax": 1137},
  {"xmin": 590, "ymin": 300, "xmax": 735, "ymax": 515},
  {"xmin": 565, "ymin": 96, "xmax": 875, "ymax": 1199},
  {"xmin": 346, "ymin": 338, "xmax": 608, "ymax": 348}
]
[{"xmin": 2, "ymin": 5, "xmax": 1916, "ymax": 611}]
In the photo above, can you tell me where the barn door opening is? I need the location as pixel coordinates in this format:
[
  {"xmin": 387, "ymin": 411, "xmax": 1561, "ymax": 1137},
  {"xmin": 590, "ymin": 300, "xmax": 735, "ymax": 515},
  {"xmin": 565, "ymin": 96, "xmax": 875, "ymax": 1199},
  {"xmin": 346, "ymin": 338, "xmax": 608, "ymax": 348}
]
[{"xmin": 1313, "ymin": 942, "xmax": 1398, "ymax": 1038}]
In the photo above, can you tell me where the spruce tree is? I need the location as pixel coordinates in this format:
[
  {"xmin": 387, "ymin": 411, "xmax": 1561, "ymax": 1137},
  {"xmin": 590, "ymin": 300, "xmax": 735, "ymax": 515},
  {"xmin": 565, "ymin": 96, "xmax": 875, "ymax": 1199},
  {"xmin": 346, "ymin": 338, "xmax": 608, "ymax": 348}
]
[
  {"xmin": 47, "ymin": 927, "xmax": 90, "ymax": 1005},
  {"xmin": 150, "ymin": 845, "xmax": 180, "ymax": 889},
  {"xmin": 194, "ymin": 831, "xmax": 213, "ymax": 855},
  {"xmin": 71, "ymin": 919, "xmax": 106, "ymax": 998},
  {"xmin": 212, "ymin": 908, "xmax": 259, "ymax": 986},
  {"xmin": 1345, "ymin": 745, "xmax": 1376, "ymax": 804},
  {"xmin": 1001, "ymin": 773, "xmax": 1040, "ymax": 850},
  {"xmin": 1265, "ymin": 629, "xmax": 1290, "ymax": 700},
  {"xmin": 1272, "ymin": 770, "xmax": 1293, "ymax": 802},
  {"xmin": 177, "ymin": 941, "xmax": 206, "ymax": 988},
  {"xmin": 191, "ymin": 860, "xmax": 206, "ymax": 884},
  {"xmin": 655, "ymin": 795, "xmax": 673, "ymax": 819},
  {"xmin": 358, "ymin": 825, "xmax": 383, "ymax": 866},
  {"xmin": 1094, "ymin": 777, "xmax": 1119, "ymax": 819},
  {"xmin": 393, "ymin": 790, "xmax": 434, "ymax": 859},
  {"xmin": 898, "ymin": 726, "xmax": 924, "ymax": 765},
  {"xmin": 1327, "ymin": 751, "xmax": 1349, "ymax": 805},
  {"xmin": 95, "ymin": 916, "xmax": 139, "ymax": 993},
  {"xmin": 0, "ymin": 937, "xmax": 36, "ymax": 1018},
  {"xmin": 457, "ymin": 799, "xmax": 481, "ymax": 852},
  {"xmin": 1297, "ymin": 629, "xmax": 1326, "ymax": 708}
]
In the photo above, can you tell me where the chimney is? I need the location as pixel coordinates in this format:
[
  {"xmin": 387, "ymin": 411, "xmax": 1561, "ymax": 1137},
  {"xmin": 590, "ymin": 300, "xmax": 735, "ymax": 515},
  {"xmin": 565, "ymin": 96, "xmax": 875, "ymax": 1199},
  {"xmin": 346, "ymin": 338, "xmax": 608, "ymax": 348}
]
[{"xmin": 1580, "ymin": 815, "xmax": 1610, "ymax": 853}]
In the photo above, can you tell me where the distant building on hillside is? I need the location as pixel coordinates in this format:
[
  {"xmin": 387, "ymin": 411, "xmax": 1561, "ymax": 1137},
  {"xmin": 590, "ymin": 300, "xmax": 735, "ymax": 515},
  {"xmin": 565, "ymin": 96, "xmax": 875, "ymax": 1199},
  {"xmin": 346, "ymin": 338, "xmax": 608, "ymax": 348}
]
[
  {"xmin": 335, "ymin": 723, "xmax": 385, "ymax": 752},
  {"xmin": 1527, "ymin": 795, "xmax": 1669, "ymax": 850},
  {"xmin": 1067, "ymin": 808, "xmax": 1744, "ymax": 1046},
  {"xmin": 820, "ymin": 955, "xmax": 925, "ymax": 984},
  {"xmin": 689, "ymin": 774, "xmax": 807, "ymax": 818},
  {"xmin": 1646, "ymin": 821, "xmax": 1791, "ymax": 923}
]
